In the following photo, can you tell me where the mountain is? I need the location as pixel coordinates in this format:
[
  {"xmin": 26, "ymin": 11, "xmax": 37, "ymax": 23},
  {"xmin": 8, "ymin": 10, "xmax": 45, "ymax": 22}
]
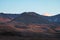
[
  {"xmin": 0, "ymin": 12, "xmax": 60, "ymax": 24},
  {"xmin": 11, "ymin": 12, "xmax": 49, "ymax": 24},
  {"xmin": 50, "ymin": 14, "xmax": 60, "ymax": 23},
  {"xmin": 0, "ymin": 12, "xmax": 60, "ymax": 38},
  {"xmin": 0, "ymin": 13, "xmax": 20, "ymax": 23},
  {"xmin": 0, "ymin": 13, "xmax": 19, "ymax": 19},
  {"xmin": 43, "ymin": 14, "xmax": 60, "ymax": 25}
]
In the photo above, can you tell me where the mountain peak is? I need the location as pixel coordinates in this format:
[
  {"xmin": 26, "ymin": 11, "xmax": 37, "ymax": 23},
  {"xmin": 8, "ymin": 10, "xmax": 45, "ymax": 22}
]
[{"xmin": 21, "ymin": 12, "xmax": 39, "ymax": 16}]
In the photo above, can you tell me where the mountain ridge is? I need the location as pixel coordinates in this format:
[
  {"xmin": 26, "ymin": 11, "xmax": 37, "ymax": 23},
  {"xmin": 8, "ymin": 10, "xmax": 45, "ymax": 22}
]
[
  {"xmin": 0, "ymin": 12, "xmax": 60, "ymax": 23},
  {"xmin": 0, "ymin": 12, "xmax": 60, "ymax": 37}
]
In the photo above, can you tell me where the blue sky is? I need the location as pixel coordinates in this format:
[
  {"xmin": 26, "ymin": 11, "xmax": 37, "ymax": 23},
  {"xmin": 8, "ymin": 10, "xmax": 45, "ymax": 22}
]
[{"xmin": 0, "ymin": 0, "xmax": 60, "ymax": 15}]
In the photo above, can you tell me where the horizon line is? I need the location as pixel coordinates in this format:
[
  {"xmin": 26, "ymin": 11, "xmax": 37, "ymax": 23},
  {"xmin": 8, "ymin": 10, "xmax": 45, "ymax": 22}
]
[{"xmin": 0, "ymin": 12, "xmax": 60, "ymax": 17}]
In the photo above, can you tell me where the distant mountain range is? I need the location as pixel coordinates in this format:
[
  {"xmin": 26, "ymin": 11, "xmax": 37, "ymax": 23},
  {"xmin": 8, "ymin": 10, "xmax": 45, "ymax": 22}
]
[
  {"xmin": 0, "ymin": 12, "xmax": 60, "ymax": 24},
  {"xmin": 0, "ymin": 12, "xmax": 60, "ymax": 37}
]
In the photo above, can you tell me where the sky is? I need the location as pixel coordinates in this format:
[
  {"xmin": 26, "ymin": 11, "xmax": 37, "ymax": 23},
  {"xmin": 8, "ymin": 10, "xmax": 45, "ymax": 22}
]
[{"xmin": 0, "ymin": 0, "xmax": 60, "ymax": 16}]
